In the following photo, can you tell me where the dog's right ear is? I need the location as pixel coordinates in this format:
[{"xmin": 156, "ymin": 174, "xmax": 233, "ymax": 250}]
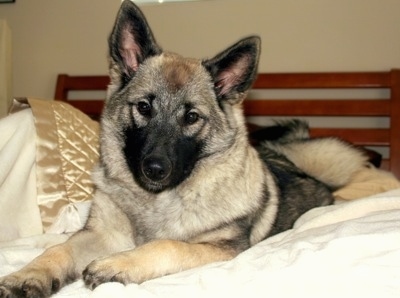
[
  {"xmin": 203, "ymin": 36, "xmax": 260, "ymax": 103},
  {"xmin": 108, "ymin": 0, "xmax": 162, "ymax": 88}
]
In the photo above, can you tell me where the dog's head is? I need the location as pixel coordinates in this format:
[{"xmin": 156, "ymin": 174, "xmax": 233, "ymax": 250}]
[{"xmin": 101, "ymin": 0, "xmax": 260, "ymax": 193}]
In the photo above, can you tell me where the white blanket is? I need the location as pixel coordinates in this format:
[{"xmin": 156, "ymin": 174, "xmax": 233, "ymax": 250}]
[
  {"xmin": 0, "ymin": 109, "xmax": 43, "ymax": 240},
  {"xmin": 1, "ymin": 189, "xmax": 400, "ymax": 298}
]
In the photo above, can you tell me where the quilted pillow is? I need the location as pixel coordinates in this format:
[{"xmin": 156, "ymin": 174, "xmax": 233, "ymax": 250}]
[{"xmin": 16, "ymin": 98, "xmax": 100, "ymax": 233}]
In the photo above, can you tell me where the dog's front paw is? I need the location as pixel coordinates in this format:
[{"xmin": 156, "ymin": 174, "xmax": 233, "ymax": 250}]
[
  {"xmin": 0, "ymin": 271, "xmax": 58, "ymax": 298},
  {"xmin": 82, "ymin": 254, "xmax": 142, "ymax": 290}
]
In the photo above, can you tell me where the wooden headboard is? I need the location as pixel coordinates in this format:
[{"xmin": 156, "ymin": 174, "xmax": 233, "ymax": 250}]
[{"xmin": 54, "ymin": 69, "xmax": 400, "ymax": 178}]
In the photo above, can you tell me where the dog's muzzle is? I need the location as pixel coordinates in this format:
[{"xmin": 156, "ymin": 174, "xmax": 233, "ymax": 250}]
[{"xmin": 141, "ymin": 155, "xmax": 172, "ymax": 182}]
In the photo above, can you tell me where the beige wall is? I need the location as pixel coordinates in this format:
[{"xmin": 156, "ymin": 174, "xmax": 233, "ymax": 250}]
[
  {"xmin": 0, "ymin": 0, "xmax": 399, "ymax": 100},
  {"xmin": 0, "ymin": 19, "xmax": 12, "ymax": 117}
]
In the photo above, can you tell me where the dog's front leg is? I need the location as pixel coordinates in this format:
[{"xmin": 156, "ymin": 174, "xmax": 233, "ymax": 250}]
[
  {"xmin": 0, "ymin": 232, "xmax": 88, "ymax": 298},
  {"xmin": 83, "ymin": 239, "xmax": 237, "ymax": 288},
  {"xmin": 0, "ymin": 242, "xmax": 76, "ymax": 298},
  {"xmin": 0, "ymin": 196, "xmax": 135, "ymax": 298},
  {"xmin": 0, "ymin": 230, "xmax": 131, "ymax": 298}
]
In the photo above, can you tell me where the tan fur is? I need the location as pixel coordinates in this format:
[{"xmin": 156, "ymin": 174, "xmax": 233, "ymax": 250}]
[
  {"xmin": 83, "ymin": 240, "xmax": 235, "ymax": 287},
  {"xmin": 161, "ymin": 53, "xmax": 200, "ymax": 92},
  {"xmin": 249, "ymin": 164, "xmax": 279, "ymax": 245},
  {"xmin": 0, "ymin": 2, "xmax": 364, "ymax": 297},
  {"xmin": 265, "ymin": 138, "xmax": 368, "ymax": 188},
  {"xmin": 0, "ymin": 245, "xmax": 74, "ymax": 297}
]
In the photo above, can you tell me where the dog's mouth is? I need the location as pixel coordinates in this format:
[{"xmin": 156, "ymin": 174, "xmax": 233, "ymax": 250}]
[
  {"xmin": 136, "ymin": 160, "xmax": 196, "ymax": 194},
  {"xmin": 139, "ymin": 178, "xmax": 166, "ymax": 193}
]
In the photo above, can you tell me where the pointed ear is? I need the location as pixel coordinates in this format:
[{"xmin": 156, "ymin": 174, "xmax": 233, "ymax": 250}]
[
  {"xmin": 203, "ymin": 36, "xmax": 261, "ymax": 101},
  {"xmin": 108, "ymin": 0, "xmax": 162, "ymax": 87}
]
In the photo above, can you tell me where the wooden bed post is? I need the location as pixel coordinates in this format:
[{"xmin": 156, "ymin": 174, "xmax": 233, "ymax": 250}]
[
  {"xmin": 54, "ymin": 74, "xmax": 69, "ymax": 101},
  {"xmin": 390, "ymin": 69, "xmax": 400, "ymax": 178}
]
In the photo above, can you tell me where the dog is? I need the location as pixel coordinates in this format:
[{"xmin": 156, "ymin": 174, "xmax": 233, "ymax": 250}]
[{"xmin": 0, "ymin": 1, "xmax": 367, "ymax": 297}]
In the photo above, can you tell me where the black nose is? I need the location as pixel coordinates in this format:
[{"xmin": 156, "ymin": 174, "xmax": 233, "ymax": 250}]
[{"xmin": 142, "ymin": 156, "xmax": 172, "ymax": 182}]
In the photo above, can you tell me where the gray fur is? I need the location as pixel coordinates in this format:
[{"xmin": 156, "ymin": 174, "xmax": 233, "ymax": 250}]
[
  {"xmin": 0, "ymin": 1, "xmax": 366, "ymax": 297},
  {"xmin": 260, "ymin": 120, "xmax": 368, "ymax": 189}
]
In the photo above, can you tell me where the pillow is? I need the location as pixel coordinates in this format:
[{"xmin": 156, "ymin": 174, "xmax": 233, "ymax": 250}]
[{"xmin": 13, "ymin": 98, "xmax": 100, "ymax": 234}]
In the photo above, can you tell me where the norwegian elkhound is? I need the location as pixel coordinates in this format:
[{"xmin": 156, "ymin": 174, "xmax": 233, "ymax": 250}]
[{"xmin": 0, "ymin": 1, "xmax": 367, "ymax": 297}]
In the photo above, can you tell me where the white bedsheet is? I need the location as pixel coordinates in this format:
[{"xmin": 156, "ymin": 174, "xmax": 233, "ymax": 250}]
[
  {"xmin": 0, "ymin": 109, "xmax": 42, "ymax": 240},
  {"xmin": 1, "ymin": 189, "xmax": 400, "ymax": 298}
]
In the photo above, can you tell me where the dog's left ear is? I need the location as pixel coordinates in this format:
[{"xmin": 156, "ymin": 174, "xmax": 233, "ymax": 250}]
[
  {"xmin": 108, "ymin": 0, "xmax": 162, "ymax": 88},
  {"xmin": 203, "ymin": 36, "xmax": 261, "ymax": 102}
]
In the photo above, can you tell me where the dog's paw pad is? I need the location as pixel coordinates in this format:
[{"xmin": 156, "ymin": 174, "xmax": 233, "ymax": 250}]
[
  {"xmin": 0, "ymin": 273, "xmax": 54, "ymax": 298},
  {"xmin": 82, "ymin": 260, "xmax": 134, "ymax": 289},
  {"xmin": 21, "ymin": 281, "xmax": 46, "ymax": 298},
  {"xmin": 0, "ymin": 282, "xmax": 45, "ymax": 298},
  {"xmin": 82, "ymin": 267, "xmax": 106, "ymax": 290}
]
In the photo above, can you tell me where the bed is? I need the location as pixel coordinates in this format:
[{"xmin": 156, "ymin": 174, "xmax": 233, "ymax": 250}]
[{"xmin": 1, "ymin": 69, "xmax": 400, "ymax": 297}]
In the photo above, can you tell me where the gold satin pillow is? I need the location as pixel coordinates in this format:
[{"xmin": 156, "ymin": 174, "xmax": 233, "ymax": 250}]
[{"xmin": 14, "ymin": 98, "xmax": 100, "ymax": 232}]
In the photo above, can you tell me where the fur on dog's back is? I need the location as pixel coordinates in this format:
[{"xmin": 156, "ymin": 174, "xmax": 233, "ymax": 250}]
[
  {"xmin": 250, "ymin": 119, "xmax": 367, "ymax": 237},
  {"xmin": 259, "ymin": 120, "xmax": 368, "ymax": 189},
  {"xmin": 268, "ymin": 138, "xmax": 367, "ymax": 188}
]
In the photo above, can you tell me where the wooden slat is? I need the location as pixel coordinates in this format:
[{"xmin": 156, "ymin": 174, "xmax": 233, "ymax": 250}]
[
  {"xmin": 55, "ymin": 74, "xmax": 109, "ymax": 101},
  {"xmin": 252, "ymin": 72, "xmax": 391, "ymax": 89},
  {"xmin": 244, "ymin": 99, "xmax": 390, "ymax": 116},
  {"xmin": 54, "ymin": 74, "xmax": 109, "ymax": 120},
  {"xmin": 63, "ymin": 75, "xmax": 109, "ymax": 90}
]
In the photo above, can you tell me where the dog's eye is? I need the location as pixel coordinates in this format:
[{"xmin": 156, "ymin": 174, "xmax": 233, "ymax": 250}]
[
  {"xmin": 137, "ymin": 101, "xmax": 151, "ymax": 116},
  {"xmin": 185, "ymin": 112, "xmax": 199, "ymax": 125}
]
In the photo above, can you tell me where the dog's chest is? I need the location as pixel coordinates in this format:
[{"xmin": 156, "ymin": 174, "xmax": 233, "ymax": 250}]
[
  {"xmin": 132, "ymin": 190, "xmax": 215, "ymax": 243},
  {"xmin": 131, "ymin": 180, "xmax": 261, "ymax": 245}
]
